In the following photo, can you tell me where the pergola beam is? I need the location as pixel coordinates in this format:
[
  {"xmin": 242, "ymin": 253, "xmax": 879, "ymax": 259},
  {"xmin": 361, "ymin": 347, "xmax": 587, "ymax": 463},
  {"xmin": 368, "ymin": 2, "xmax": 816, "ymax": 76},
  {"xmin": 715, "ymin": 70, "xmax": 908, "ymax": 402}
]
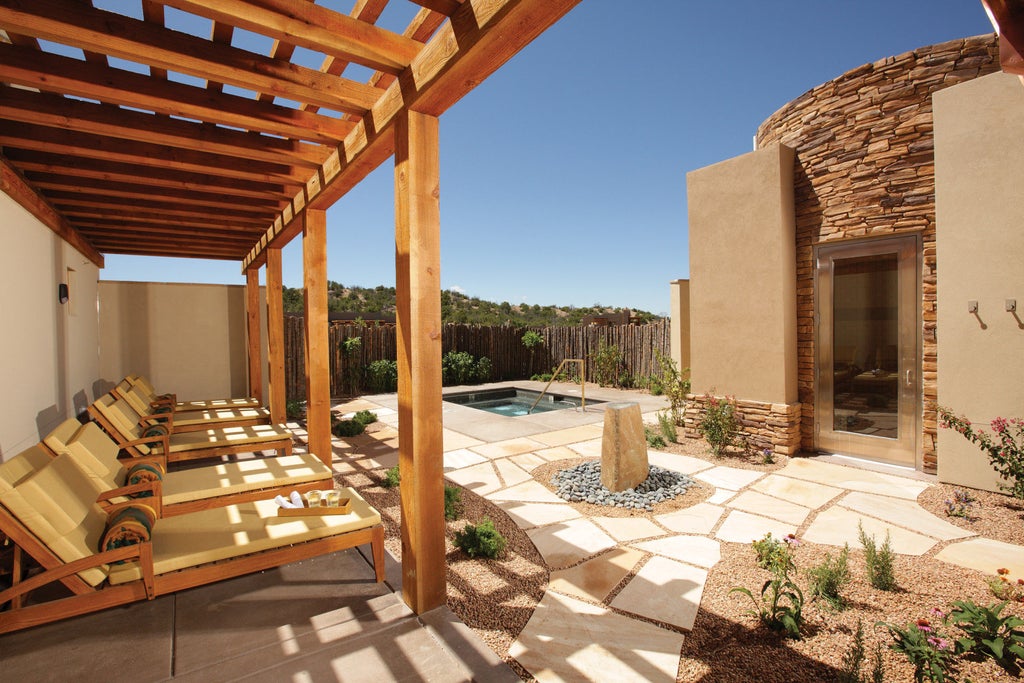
[
  {"xmin": 242, "ymin": 0, "xmax": 583, "ymax": 270},
  {"xmin": 981, "ymin": 0, "xmax": 1024, "ymax": 75}
]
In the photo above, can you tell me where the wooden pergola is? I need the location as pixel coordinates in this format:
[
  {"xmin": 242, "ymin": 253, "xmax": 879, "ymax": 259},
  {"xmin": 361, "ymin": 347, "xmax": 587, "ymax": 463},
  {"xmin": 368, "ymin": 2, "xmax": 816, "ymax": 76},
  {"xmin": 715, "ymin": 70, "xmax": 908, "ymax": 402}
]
[{"xmin": 0, "ymin": 0, "xmax": 580, "ymax": 615}]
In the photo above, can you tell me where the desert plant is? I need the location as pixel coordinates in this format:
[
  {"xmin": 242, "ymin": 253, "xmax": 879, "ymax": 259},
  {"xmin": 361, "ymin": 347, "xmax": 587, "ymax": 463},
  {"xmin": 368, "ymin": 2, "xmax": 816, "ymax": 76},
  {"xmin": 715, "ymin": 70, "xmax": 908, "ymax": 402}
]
[
  {"xmin": 761, "ymin": 447, "xmax": 776, "ymax": 465},
  {"xmin": 453, "ymin": 518, "xmax": 506, "ymax": 559},
  {"xmin": 653, "ymin": 350, "xmax": 690, "ymax": 425},
  {"xmin": 945, "ymin": 599, "xmax": 1024, "ymax": 669},
  {"xmin": 859, "ymin": 524, "xmax": 897, "ymax": 591},
  {"xmin": 877, "ymin": 614, "xmax": 956, "ymax": 683},
  {"xmin": 366, "ymin": 359, "xmax": 398, "ymax": 393},
  {"xmin": 340, "ymin": 335, "xmax": 362, "ymax": 394},
  {"xmin": 285, "ymin": 399, "xmax": 305, "ymax": 420},
  {"xmin": 987, "ymin": 567, "xmax": 1024, "ymax": 603},
  {"xmin": 944, "ymin": 488, "xmax": 977, "ymax": 519},
  {"xmin": 731, "ymin": 533, "xmax": 804, "ymax": 639},
  {"xmin": 698, "ymin": 391, "xmax": 738, "ymax": 457},
  {"xmin": 591, "ymin": 342, "xmax": 625, "ymax": 387},
  {"xmin": 352, "ymin": 409, "xmax": 377, "ymax": 426},
  {"xmin": 644, "ymin": 425, "xmax": 666, "ymax": 449},
  {"xmin": 938, "ymin": 407, "xmax": 1024, "ymax": 499},
  {"xmin": 442, "ymin": 351, "xmax": 491, "ymax": 386},
  {"xmin": 331, "ymin": 419, "xmax": 365, "ymax": 437},
  {"xmin": 522, "ymin": 330, "xmax": 543, "ymax": 377},
  {"xmin": 838, "ymin": 620, "xmax": 886, "ymax": 683},
  {"xmin": 444, "ymin": 484, "xmax": 463, "ymax": 521},
  {"xmin": 657, "ymin": 410, "xmax": 678, "ymax": 444},
  {"xmin": 806, "ymin": 544, "xmax": 851, "ymax": 611},
  {"xmin": 382, "ymin": 466, "xmax": 400, "ymax": 488}
]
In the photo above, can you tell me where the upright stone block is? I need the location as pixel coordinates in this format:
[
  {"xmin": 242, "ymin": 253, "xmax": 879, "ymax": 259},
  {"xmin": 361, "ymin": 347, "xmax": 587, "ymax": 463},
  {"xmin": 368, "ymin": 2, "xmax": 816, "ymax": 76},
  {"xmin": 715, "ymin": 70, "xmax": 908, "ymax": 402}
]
[{"xmin": 601, "ymin": 402, "xmax": 649, "ymax": 492}]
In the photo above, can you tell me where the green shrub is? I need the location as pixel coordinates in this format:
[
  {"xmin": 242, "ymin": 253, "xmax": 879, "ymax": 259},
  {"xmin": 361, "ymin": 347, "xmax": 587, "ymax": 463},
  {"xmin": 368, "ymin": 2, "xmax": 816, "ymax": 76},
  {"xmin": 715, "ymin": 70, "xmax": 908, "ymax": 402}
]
[
  {"xmin": 644, "ymin": 425, "xmax": 666, "ymax": 449},
  {"xmin": 807, "ymin": 544, "xmax": 851, "ymax": 611},
  {"xmin": 285, "ymin": 400, "xmax": 305, "ymax": 420},
  {"xmin": 698, "ymin": 391, "xmax": 738, "ymax": 457},
  {"xmin": 531, "ymin": 372, "xmax": 553, "ymax": 382},
  {"xmin": 453, "ymin": 518, "xmax": 506, "ymax": 559},
  {"xmin": 654, "ymin": 350, "xmax": 690, "ymax": 426},
  {"xmin": 444, "ymin": 484, "xmax": 463, "ymax": 521},
  {"xmin": 366, "ymin": 359, "xmax": 398, "ymax": 393},
  {"xmin": 340, "ymin": 336, "xmax": 362, "ymax": 394},
  {"xmin": 945, "ymin": 599, "xmax": 1024, "ymax": 669},
  {"xmin": 859, "ymin": 524, "xmax": 897, "ymax": 591},
  {"xmin": 442, "ymin": 351, "xmax": 491, "ymax": 386},
  {"xmin": 522, "ymin": 330, "xmax": 543, "ymax": 377},
  {"xmin": 657, "ymin": 410, "xmax": 678, "ymax": 444},
  {"xmin": 382, "ymin": 466, "xmax": 400, "ymax": 488},
  {"xmin": 591, "ymin": 343, "xmax": 625, "ymax": 387},
  {"xmin": 838, "ymin": 620, "xmax": 886, "ymax": 683},
  {"xmin": 331, "ymin": 419, "xmax": 365, "ymax": 437},
  {"xmin": 352, "ymin": 410, "xmax": 377, "ymax": 426},
  {"xmin": 730, "ymin": 533, "xmax": 804, "ymax": 639}
]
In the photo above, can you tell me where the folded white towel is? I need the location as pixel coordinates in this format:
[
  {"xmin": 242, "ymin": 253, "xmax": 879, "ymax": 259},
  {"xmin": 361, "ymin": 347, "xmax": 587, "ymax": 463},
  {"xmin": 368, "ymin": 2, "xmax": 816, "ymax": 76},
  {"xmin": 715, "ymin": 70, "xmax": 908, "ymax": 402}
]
[
  {"xmin": 275, "ymin": 494, "xmax": 298, "ymax": 509},
  {"xmin": 289, "ymin": 490, "xmax": 304, "ymax": 508}
]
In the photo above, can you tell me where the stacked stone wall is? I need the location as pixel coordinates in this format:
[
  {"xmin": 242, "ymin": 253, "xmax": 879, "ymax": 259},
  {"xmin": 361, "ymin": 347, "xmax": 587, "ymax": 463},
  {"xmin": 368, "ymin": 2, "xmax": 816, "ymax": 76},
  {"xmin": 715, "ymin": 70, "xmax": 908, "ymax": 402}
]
[
  {"xmin": 682, "ymin": 394, "xmax": 802, "ymax": 458},
  {"xmin": 754, "ymin": 35, "xmax": 1000, "ymax": 472}
]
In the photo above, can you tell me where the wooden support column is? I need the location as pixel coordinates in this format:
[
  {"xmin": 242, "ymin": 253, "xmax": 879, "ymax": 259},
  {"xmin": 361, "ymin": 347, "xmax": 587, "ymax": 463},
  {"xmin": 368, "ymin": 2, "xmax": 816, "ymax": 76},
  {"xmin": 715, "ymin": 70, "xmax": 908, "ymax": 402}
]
[
  {"xmin": 303, "ymin": 209, "xmax": 331, "ymax": 467},
  {"xmin": 245, "ymin": 267, "xmax": 264, "ymax": 404},
  {"xmin": 395, "ymin": 109, "xmax": 445, "ymax": 614},
  {"xmin": 265, "ymin": 247, "xmax": 287, "ymax": 424}
]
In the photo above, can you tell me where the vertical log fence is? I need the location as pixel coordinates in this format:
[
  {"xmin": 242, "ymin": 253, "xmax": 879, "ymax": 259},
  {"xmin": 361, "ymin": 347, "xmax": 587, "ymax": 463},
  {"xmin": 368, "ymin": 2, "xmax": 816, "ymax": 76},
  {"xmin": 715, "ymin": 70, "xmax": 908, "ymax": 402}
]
[{"xmin": 282, "ymin": 315, "xmax": 670, "ymax": 400}]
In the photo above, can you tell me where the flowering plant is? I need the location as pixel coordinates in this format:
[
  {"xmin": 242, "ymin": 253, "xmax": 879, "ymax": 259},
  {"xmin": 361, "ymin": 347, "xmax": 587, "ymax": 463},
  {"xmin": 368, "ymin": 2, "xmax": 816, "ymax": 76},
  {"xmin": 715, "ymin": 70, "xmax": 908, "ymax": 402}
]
[
  {"xmin": 943, "ymin": 488, "xmax": 977, "ymax": 519},
  {"xmin": 938, "ymin": 407, "xmax": 1024, "ymax": 499},
  {"xmin": 877, "ymin": 612, "xmax": 956, "ymax": 682},
  {"xmin": 988, "ymin": 567, "xmax": 1024, "ymax": 603},
  {"xmin": 731, "ymin": 533, "xmax": 804, "ymax": 639},
  {"xmin": 945, "ymin": 599, "xmax": 1024, "ymax": 670},
  {"xmin": 699, "ymin": 391, "xmax": 738, "ymax": 457}
]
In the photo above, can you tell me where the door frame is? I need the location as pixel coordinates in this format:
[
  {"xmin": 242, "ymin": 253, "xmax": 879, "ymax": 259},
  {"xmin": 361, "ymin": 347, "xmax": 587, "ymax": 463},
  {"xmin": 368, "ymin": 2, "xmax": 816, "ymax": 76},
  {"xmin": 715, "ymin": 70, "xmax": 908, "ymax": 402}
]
[{"xmin": 813, "ymin": 235, "xmax": 922, "ymax": 469}]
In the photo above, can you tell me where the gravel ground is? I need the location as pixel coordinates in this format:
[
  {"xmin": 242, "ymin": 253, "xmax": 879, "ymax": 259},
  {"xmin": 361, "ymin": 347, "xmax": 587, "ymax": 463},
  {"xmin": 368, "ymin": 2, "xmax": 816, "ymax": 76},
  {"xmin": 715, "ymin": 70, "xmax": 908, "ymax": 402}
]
[{"xmin": 338, "ymin": 424, "xmax": 1024, "ymax": 682}]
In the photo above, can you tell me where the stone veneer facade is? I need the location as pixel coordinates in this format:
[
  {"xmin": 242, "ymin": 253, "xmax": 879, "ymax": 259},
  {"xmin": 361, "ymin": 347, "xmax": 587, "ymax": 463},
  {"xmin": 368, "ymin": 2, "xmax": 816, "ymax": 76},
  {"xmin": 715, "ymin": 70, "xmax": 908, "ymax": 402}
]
[
  {"xmin": 750, "ymin": 34, "xmax": 1001, "ymax": 472},
  {"xmin": 683, "ymin": 395, "xmax": 802, "ymax": 458}
]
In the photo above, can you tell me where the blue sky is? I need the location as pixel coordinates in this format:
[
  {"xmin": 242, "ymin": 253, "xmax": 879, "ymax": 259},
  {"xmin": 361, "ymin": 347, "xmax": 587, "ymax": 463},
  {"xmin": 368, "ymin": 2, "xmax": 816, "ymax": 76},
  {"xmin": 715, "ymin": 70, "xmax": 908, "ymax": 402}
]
[{"xmin": 100, "ymin": 0, "xmax": 995, "ymax": 315}]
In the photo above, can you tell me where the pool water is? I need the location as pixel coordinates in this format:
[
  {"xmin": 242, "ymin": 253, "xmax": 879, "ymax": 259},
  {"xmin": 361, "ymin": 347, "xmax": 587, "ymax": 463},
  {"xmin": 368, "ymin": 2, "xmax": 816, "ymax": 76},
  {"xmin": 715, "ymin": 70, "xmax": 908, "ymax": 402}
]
[{"xmin": 444, "ymin": 388, "xmax": 601, "ymax": 416}]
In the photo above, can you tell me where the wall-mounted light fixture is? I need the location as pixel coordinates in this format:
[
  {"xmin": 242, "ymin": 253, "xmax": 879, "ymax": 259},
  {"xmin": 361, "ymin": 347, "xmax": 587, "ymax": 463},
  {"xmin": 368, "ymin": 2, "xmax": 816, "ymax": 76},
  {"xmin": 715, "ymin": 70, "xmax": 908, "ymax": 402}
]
[{"xmin": 58, "ymin": 283, "xmax": 69, "ymax": 305}]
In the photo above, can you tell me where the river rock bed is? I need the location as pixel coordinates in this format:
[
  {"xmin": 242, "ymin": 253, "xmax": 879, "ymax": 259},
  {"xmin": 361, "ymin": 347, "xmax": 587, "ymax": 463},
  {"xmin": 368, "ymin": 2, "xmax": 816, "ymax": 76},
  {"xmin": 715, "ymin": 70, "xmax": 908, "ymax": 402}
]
[{"xmin": 550, "ymin": 460, "xmax": 697, "ymax": 510}]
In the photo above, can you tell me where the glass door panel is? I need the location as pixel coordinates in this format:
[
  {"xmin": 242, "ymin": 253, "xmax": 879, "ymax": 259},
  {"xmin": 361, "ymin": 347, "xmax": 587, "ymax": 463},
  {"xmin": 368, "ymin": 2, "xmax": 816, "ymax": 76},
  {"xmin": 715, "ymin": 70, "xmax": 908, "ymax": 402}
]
[{"xmin": 815, "ymin": 237, "xmax": 919, "ymax": 467}]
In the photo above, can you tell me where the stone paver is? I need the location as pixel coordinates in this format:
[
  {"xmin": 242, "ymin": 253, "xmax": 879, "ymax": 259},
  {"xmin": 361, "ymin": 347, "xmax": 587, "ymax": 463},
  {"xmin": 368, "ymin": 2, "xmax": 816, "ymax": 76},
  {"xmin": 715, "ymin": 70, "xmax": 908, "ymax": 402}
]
[
  {"xmin": 508, "ymin": 452, "xmax": 549, "ymax": 470},
  {"xmin": 592, "ymin": 516, "xmax": 666, "ymax": 543},
  {"xmin": 727, "ymin": 490, "xmax": 811, "ymax": 526},
  {"xmin": 528, "ymin": 518, "xmax": 618, "ymax": 569},
  {"xmin": 548, "ymin": 547, "xmax": 645, "ymax": 602},
  {"xmin": 751, "ymin": 474, "xmax": 844, "ymax": 509},
  {"xmin": 471, "ymin": 437, "xmax": 548, "ymax": 460},
  {"xmin": 707, "ymin": 489, "xmax": 736, "ymax": 505},
  {"xmin": 655, "ymin": 503, "xmax": 724, "ymax": 535},
  {"xmin": 695, "ymin": 466, "xmax": 766, "ymax": 491},
  {"xmin": 530, "ymin": 424, "xmax": 604, "ymax": 448},
  {"xmin": 839, "ymin": 491, "xmax": 975, "ymax": 541},
  {"xmin": 490, "ymin": 480, "xmax": 566, "ymax": 504},
  {"xmin": 779, "ymin": 458, "xmax": 928, "ymax": 500},
  {"xmin": 715, "ymin": 510, "xmax": 797, "ymax": 544},
  {"xmin": 510, "ymin": 591, "xmax": 684, "ymax": 683},
  {"xmin": 533, "ymin": 446, "xmax": 584, "ymax": 462},
  {"xmin": 443, "ymin": 462, "xmax": 503, "ymax": 496},
  {"xmin": 610, "ymin": 556, "xmax": 708, "ymax": 630},
  {"xmin": 936, "ymin": 538, "xmax": 1024, "ymax": 577},
  {"xmin": 647, "ymin": 450, "xmax": 715, "ymax": 475},
  {"xmin": 632, "ymin": 535, "xmax": 721, "ymax": 569},
  {"xmin": 443, "ymin": 448, "xmax": 488, "ymax": 471},
  {"xmin": 498, "ymin": 501, "xmax": 582, "ymax": 529},
  {"xmin": 443, "ymin": 429, "xmax": 484, "ymax": 453},
  {"xmin": 494, "ymin": 458, "xmax": 533, "ymax": 488},
  {"xmin": 567, "ymin": 439, "xmax": 602, "ymax": 458},
  {"xmin": 802, "ymin": 506, "xmax": 937, "ymax": 555}
]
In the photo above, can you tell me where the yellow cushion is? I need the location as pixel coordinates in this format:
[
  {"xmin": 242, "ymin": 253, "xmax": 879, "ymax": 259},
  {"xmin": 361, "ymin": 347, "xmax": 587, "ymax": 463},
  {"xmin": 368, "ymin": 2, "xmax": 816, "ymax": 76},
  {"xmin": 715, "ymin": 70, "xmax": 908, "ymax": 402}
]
[
  {"xmin": 0, "ymin": 445, "xmax": 54, "ymax": 493},
  {"xmin": 42, "ymin": 418, "xmax": 84, "ymax": 456},
  {"xmin": 63, "ymin": 422, "xmax": 126, "ymax": 488},
  {"xmin": 166, "ymin": 405, "xmax": 270, "ymax": 428},
  {"xmin": 164, "ymin": 424, "xmax": 291, "ymax": 453},
  {"xmin": 161, "ymin": 453, "xmax": 332, "ymax": 505},
  {"xmin": 94, "ymin": 395, "xmax": 151, "ymax": 454},
  {"xmin": 107, "ymin": 488, "xmax": 380, "ymax": 584},
  {"xmin": 0, "ymin": 454, "xmax": 110, "ymax": 586}
]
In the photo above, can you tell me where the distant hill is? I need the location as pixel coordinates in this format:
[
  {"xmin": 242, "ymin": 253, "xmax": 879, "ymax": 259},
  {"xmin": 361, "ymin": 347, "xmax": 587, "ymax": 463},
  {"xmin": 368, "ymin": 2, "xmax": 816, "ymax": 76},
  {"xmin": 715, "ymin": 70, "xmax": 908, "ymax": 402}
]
[{"xmin": 281, "ymin": 283, "xmax": 661, "ymax": 327}]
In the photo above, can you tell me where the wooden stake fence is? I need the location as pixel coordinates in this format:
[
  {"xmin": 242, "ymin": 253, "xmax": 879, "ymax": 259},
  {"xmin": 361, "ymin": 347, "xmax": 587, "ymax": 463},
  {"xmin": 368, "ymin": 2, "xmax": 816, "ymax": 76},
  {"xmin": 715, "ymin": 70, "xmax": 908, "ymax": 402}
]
[{"xmin": 282, "ymin": 316, "xmax": 670, "ymax": 400}]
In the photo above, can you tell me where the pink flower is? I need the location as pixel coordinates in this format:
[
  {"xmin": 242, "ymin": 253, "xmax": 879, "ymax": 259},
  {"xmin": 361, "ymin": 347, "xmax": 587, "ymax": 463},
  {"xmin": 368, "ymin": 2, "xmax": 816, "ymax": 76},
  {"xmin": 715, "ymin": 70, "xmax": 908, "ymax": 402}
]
[
  {"xmin": 784, "ymin": 533, "xmax": 801, "ymax": 546},
  {"xmin": 927, "ymin": 636, "xmax": 951, "ymax": 651},
  {"xmin": 929, "ymin": 607, "xmax": 946, "ymax": 619},
  {"xmin": 992, "ymin": 417, "xmax": 1009, "ymax": 433},
  {"xmin": 917, "ymin": 618, "xmax": 932, "ymax": 632}
]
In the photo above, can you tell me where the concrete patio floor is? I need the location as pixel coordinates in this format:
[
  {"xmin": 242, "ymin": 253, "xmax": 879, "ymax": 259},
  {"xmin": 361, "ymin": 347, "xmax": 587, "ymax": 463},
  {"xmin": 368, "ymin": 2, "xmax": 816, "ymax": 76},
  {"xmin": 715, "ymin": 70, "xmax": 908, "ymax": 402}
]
[{"xmin": 6, "ymin": 380, "xmax": 1024, "ymax": 682}]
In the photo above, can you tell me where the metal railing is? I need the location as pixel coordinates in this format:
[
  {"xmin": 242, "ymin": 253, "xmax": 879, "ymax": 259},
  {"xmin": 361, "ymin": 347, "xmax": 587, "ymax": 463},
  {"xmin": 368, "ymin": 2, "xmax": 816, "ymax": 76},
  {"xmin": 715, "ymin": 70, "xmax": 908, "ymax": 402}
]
[{"xmin": 529, "ymin": 359, "xmax": 586, "ymax": 414}]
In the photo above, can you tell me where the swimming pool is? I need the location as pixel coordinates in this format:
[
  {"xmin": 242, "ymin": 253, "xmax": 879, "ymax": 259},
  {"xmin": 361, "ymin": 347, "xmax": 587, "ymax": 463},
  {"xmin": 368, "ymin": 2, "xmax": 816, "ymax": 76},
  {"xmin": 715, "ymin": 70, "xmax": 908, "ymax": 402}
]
[{"xmin": 444, "ymin": 387, "xmax": 602, "ymax": 417}]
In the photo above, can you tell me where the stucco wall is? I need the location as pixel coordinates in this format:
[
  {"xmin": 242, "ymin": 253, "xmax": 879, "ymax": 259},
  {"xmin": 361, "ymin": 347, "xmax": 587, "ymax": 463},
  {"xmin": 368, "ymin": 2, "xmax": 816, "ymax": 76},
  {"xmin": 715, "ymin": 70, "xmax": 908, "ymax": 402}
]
[
  {"xmin": 687, "ymin": 143, "xmax": 798, "ymax": 405},
  {"xmin": 934, "ymin": 72, "xmax": 1024, "ymax": 492},
  {"xmin": 0, "ymin": 191, "xmax": 100, "ymax": 460},
  {"xmin": 669, "ymin": 279, "xmax": 690, "ymax": 375},
  {"xmin": 98, "ymin": 281, "xmax": 267, "ymax": 404},
  {"xmin": 754, "ymin": 34, "xmax": 1002, "ymax": 470}
]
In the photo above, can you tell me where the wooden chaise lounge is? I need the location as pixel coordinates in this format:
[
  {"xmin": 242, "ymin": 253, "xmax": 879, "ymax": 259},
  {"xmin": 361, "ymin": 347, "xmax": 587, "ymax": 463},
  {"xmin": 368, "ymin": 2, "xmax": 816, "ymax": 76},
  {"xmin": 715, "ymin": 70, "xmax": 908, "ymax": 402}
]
[
  {"xmin": 0, "ymin": 449, "xmax": 384, "ymax": 635},
  {"xmin": 113, "ymin": 379, "xmax": 271, "ymax": 433},
  {"xmin": 89, "ymin": 393, "xmax": 293, "ymax": 464},
  {"xmin": 43, "ymin": 419, "xmax": 332, "ymax": 516},
  {"xmin": 126, "ymin": 373, "xmax": 262, "ymax": 411}
]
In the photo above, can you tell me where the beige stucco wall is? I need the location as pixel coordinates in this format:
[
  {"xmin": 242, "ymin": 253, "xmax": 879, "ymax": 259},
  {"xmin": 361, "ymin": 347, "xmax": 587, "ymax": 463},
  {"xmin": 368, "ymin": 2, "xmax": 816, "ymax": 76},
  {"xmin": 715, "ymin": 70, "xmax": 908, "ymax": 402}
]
[
  {"xmin": 934, "ymin": 71, "xmax": 1024, "ymax": 492},
  {"xmin": 686, "ymin": 143, "xmax": 798, "ymax": 404},
  {"xmin": 98, "ymin": 281, "xmax": 267, "ymax": 404},
  {"xmin": 669, "ymin": 279, "xmax": 690, "ymax": 375},
  {"xmin": 0, "ymin": 191, "xmax": 100, "ymax": 460}
]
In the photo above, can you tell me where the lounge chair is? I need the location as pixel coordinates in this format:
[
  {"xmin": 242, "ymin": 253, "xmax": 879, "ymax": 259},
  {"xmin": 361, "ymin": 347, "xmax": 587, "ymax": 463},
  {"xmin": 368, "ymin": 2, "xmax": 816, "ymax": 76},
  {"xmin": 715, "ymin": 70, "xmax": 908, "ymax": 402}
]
[
  {"xmin": 43, "ymin": 419, "xmax": 332, "ymax": 516},
  {"xmin": 114, "ymin": 379, "xmax": 270, "ymax": 433},
  {"xmin": 0, "ymin": 450, "xmax": 384, "ymax": 635},
  {"xmin": 89, "ymin": 393, "xmax": 293, "ymax": 464},
  {"xmin": 126, "ymin": 373, "xmax": 262, "ymax": 411}
]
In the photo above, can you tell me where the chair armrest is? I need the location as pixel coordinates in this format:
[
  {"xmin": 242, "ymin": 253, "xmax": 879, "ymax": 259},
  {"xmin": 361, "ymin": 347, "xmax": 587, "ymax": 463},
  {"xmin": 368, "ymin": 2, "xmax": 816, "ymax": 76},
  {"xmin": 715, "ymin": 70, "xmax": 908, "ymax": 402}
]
[
  {"xmin": 118, "ymin": 433, "xmax": 170, "ymax": 456},
  {"xmin": 97, "ymin": 483, "xmax": 163, "ymax": 518}
]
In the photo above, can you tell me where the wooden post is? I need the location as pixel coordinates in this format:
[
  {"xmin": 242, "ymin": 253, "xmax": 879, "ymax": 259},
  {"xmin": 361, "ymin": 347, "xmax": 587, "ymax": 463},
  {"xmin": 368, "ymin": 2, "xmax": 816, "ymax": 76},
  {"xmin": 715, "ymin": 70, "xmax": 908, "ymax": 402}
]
[
  {"xmin": 395, "ymin": 109, "xmax": 445, "ymax": 613},
  {"xmin": 266, "ymin": 247, "xmax": 287, "ymax": 424},
  {"xmin": 303, "ymin": 209, "xmax": 331, "ymax": 467},
  {"xmin": 245, "ymin": 267, "xmax": 264, "ymax": 404}
]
